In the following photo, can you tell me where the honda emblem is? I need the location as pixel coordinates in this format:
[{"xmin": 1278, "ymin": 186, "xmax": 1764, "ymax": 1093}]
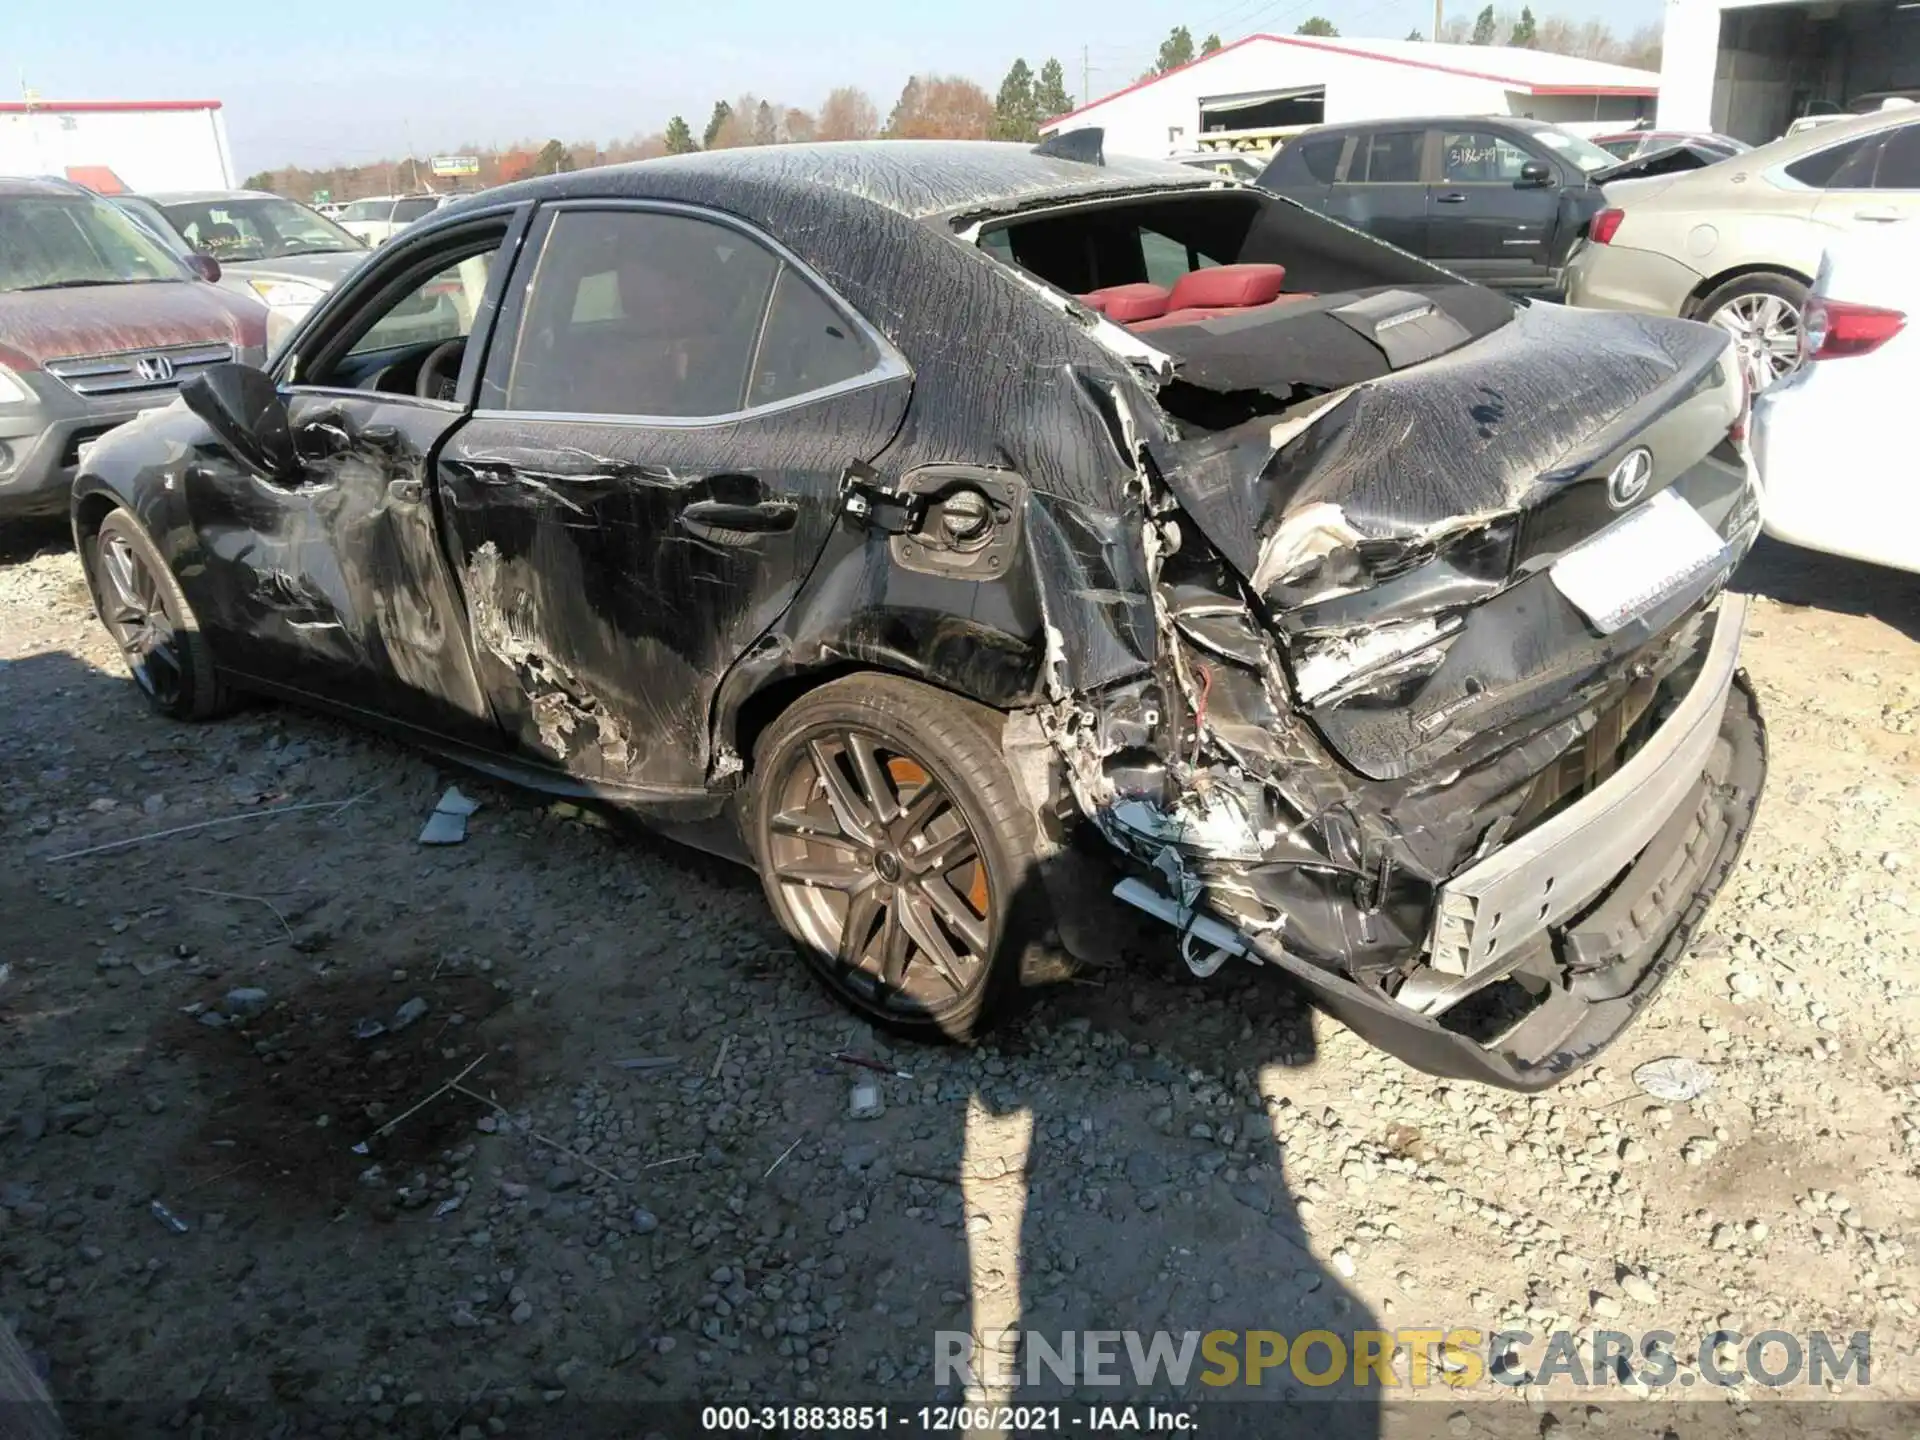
[{"xmin": 133, "ymin": 354, "xmax": 176, "ymax": 384}]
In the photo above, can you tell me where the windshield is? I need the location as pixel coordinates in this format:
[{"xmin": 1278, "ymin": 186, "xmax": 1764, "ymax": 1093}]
[
  {"xmin": 392, "ymin": 197, "xmax": 440, "ymax": 222},
  {"xmin": 341, "ymin": 199, "xmax": 390, "ymax": 222},
  {"xmin": 1532, "ymin": 128, "xmax": 1624, "ymax": 174},
  {"xmin": 159, "ymin": 196, "xmax": 364, "ymax": 260},
  {"xmin": 0, "ymin": 194, "xmax": 188, "ymax": 294}
]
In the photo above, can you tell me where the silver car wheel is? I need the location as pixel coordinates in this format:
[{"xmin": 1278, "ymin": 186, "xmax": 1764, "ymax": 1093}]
[{"xmin": 1710, "ymin": 292, "xmax": 1802, "ymax": 391}]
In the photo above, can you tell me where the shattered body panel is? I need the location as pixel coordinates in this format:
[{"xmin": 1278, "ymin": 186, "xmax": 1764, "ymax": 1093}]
[{"xmin": 70, "ymin": 141, "xmax": 1768, "ymax": 1088}]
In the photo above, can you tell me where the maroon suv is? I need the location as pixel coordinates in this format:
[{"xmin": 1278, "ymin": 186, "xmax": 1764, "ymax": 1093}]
[{"xmin": 0, "ymin": 176, "xmax": 268, "ymax": 521}]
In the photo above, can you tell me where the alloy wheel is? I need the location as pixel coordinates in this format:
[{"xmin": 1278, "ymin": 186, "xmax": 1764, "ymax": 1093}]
[
  {"xmin": 1711, "ymin": 292, "xmax": 1802, "ymax": 391},
  {"xmin": 95, "ymin": 532, "xmax": 185, "ymax": 708},
  {"xmin": 765, "ymin": 730, "xmax": 994, "ymax": 1013}
]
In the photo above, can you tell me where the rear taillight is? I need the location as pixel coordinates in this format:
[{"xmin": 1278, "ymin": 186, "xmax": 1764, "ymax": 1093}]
[
  {"xmin": 1590, "ymin": 208, "xmax": 1625, "ymax": 245},
  {"xmin": 1802, "ymin": 298, "xmax": 1906, "ymax": 361}
]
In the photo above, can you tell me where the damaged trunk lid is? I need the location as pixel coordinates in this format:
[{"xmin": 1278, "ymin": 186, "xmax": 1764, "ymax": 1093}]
[{"xmin": 1148, "ymin": 302, "xmax": 1751, "ymax": 781}]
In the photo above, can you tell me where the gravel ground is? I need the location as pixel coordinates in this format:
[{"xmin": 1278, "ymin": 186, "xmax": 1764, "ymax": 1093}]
[{"xmin": 2, "ymin": 520, "xmax": 1918, "ymax": 1437}]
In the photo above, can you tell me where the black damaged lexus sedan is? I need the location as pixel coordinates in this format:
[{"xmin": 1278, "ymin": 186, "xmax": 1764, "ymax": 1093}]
[{"xmin": 71, "ymin": 134, "xmax": 1766, "ymax": 1089}]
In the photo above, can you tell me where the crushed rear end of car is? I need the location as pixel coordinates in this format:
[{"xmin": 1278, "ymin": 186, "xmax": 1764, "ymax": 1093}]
[{"xmin": 979, "ymin": 189, "xmax": 1768, "ymax": 1088}]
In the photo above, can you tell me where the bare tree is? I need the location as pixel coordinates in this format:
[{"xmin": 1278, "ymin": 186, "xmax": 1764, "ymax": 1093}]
[
  {"xmin": 783, "ymin": 107, "xmax": 818, "ymax": 144},
  {"xmin": 885, "ymin": 74, "xmax": 995, "ymax": 140},
  {"xmin": 817, "ymin": 86, "xmax": 880, "ymax": 141}
]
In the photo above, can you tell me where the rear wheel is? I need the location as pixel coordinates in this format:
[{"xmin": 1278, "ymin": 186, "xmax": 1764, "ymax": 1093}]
[
  {"xmin": 84, "ymin": 507, "xmax": 229, "ymax": 721},
  {"xmin": 1697, "ymin": 272, "xmax": 1808, "ymax": 392},
  {"xmin": 747, "ymin": 675, "xmax": 1038, "ymax": 1041}
]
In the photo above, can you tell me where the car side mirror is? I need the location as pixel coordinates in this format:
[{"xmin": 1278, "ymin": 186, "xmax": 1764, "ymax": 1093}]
[
  {"xmin": 1516, "ymin": 160, "xmax": 1554, "ymax": 189},
  {"xmin": 181, "ymin": 364, "xmax": 297, "ymax": 481},
  {"xmin": 184, "ymin": 252, "xmax": 222, "ymax": 283}
]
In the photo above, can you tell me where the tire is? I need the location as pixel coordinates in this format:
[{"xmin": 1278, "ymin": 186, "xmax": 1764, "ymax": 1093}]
[
  {"xmin": 747, "ymin": 674, "xmax": 1040, "ymax": 1042},
  {"xmin": 1695, "ymin": 272, "xmax": 1809, "ymax": 393},
  {"xmin": 84, "ymin": 507, "xmax": 230, "ymax": 721}
]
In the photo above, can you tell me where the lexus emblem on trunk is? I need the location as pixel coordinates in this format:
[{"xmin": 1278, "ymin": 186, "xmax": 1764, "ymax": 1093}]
[
  {"xmin": 1607, "ymin": 447, "xmax": 1653, "ymax": 509},
  {"xmin": 134, "ymin": 354, "xmax": 176, "ymax": 384}
]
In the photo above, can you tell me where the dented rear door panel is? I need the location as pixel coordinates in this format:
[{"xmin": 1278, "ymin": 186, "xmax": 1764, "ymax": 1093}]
[{"xmin": 438, "ymin": 388, "xmax": 910, "ymax": 790}]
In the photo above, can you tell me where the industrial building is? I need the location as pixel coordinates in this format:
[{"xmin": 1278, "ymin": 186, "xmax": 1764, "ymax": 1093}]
[
  {"xmin": 0, "ymin": 99, "xmax": 235, "ymax": 193},
  {"xmin": 1658, "ymin": 0, "xmax": 1920, "ymax": 141},
  {"xmin": 1040, "ymin": 34, "xmax": 1661, "ymax": 159}
]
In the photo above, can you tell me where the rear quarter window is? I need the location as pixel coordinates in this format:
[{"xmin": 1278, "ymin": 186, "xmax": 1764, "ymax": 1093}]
[{"xmin": 1785, "ymin": 137, "xmax": 1870, "ymax": 188}]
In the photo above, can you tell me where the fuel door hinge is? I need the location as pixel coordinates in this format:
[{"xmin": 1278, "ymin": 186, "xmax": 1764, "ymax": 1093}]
[{"xmin": 839, "ymin": 461, "xmax": 923, "ymax": 536}]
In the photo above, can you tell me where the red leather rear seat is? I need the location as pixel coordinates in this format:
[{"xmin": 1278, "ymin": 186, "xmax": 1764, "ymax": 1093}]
[
  {"xmin": 1078, "ymin": 283, "xmax": 1171, "ymax": 323},
  {"xmin": 1167, "ymin": 263, "xmax": 1287, "ymax": 310}
]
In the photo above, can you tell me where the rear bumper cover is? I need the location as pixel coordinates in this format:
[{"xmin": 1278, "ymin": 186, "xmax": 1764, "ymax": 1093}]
[
  {"xmin": 1430, "ymin": 592, "xmax": 1746, "ymax": 978},
  {"xmin": 1282, "ymin": 596, "xmax": 1759, "ymax": 1089},
  {"xmin": 1564, "ymin": 240, "xmax": 1703, "ymax": 318},
  {"xmin": 1123, "ymin": 594, "xmax": 1763, "ymax": 1090}
]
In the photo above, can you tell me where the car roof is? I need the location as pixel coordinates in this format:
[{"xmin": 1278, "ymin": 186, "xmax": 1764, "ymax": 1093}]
[
  {"xmin": 0, "ymin": 175, "xmax": 97, "ymax": 199},
  {"xmin": 445, "ymin": 140, "xmax": 1221, "ymax": 226},
  {"xmin": 1293, "ymin": 115, "xmax": 1543, "ymax": 135},
  {"xmin": 142, "ymin": 189, "xmax": 280, "ymax": 204},
  {"xmin": 1764, "ymin": 105, "xmax": 1918, "ymax": 157}
]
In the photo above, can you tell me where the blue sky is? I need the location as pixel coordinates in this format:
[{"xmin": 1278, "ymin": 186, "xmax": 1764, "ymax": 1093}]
[{"xmin": 12, "ymin": 0, "xmax": 1662, "ymax": 173}]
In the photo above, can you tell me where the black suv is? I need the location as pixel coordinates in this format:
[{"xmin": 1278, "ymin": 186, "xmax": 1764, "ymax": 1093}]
[{"xmin": 1258, "ymin": 116, "xmax": 1621, "ymax": 295}]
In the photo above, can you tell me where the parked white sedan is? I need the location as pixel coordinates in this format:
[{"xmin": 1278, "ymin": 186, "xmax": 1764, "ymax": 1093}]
[{"xmin": 1750, "ymin": 221, "xmax": 1915, "ymax": 573}]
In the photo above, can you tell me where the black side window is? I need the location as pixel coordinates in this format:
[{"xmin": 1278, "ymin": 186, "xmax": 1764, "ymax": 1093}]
[
  {"xmin": 1298, "ymin": 137, "xmax": 1342, "ymax": 183},
  {"xmin": 1354, "ymin": 130, "xmax": 1423, "ymax": 183},
  {"xmin": 1871, "ymin": 124, "xmax": 1920, "ymax": 190},
  {"xmin": 746, "ymin": 264, "xmax": 872, "ymax": 408},
  {"xmin": 1786, "ymin": 136, "xmax": 1870, "ymax": 188},
  {"xmin": 505, "ymin": 209, "xmax": 779, "ymax": 418}
]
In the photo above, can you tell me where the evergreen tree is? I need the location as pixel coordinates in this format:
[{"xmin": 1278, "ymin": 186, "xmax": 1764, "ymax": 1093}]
[
  {"xmin": 993, "ymin": 58, "xmax": 1039, "ymax": 141},
  {"xmin": 1033, "ymin": 58, "xmax": 1073, "ymax": 119}
]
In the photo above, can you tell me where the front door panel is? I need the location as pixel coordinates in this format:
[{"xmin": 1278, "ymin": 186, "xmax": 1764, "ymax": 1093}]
[{"xmin": 183, "ymin": 392, "xmax": 495, "ymax": 739}]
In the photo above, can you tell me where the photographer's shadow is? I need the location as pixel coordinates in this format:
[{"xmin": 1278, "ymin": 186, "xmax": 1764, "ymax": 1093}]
[{"xmin": 849, "ymin": 889, "xmax": 1383, "ymax": 1439}]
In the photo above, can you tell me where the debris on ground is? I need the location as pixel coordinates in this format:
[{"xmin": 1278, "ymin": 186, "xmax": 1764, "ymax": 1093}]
[
  {"xmin": 147, "ymin": 1200, "xmax": 189, "ymax": 1234},
  {"xmin": 847, "ymin": 1077, "xmax": 884, "ymax": 1121},
  {"xmin": 832, "ymin": 1051, "xmax": 914, "ymax": 1080},
  {"xmin": 1632, "ymin": 1056, "xmax": 1716, "ymax": 1102},
  {"xmin": 417, "ymin": 786, "xmax": 481, "ymax": 845}
]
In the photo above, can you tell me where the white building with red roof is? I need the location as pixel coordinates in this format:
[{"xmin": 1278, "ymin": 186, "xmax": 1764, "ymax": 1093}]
[
  {"xmin": 0, "ymin": 99, "xmax": 234, "ymax": 193},
  {"xmin": 1041, "ymin": 34, "xmax": 1660, "ymax": 159}
]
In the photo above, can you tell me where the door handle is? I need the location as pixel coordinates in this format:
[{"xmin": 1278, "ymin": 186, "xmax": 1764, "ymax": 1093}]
[
  {"xmin": 679, "ymin": 498, "xmax": 798, "ymax": 542},
  {"xmin": 1854, "ymin": 206, "xmax": 1903, "ymax": 223},
  {"xmin": 1435, "ymin": 192, "xmax": 1468, "ymax": 204},
  {"xmin": 387, "ymin": 478, "xmax": 425, "ymax": 504}
]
